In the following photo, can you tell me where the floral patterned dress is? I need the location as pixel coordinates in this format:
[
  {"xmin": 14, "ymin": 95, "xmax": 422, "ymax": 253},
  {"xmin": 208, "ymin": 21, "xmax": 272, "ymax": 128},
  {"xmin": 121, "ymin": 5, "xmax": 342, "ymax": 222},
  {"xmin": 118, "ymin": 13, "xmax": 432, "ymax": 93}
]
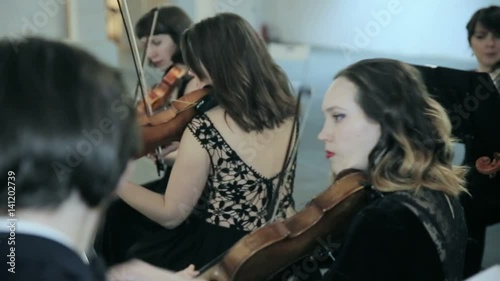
[{"xmin": 126, "ymin": 113, "xmax": 297, "ymax": 271}]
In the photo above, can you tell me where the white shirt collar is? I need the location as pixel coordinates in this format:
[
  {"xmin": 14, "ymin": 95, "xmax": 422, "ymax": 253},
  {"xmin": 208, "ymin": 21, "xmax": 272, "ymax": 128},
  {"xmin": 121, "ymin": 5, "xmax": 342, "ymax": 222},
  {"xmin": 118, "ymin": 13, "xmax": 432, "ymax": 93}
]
[{"xmin": 0, "ymin": 216, "xmax": 89, "ymax": 264}]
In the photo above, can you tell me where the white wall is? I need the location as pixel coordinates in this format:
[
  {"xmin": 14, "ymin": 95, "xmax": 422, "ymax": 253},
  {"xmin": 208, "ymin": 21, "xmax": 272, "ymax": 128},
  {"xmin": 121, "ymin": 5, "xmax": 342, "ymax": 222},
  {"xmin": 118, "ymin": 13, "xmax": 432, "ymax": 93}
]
[
  {"xmin": 261, "ymin": 0, "xmax": 499, "ymax": 61},
  {"xmin": 0, "ymin": 0, "xmax": 118, "ymax": 66},
  {"xmin": 0, "ymin": 0, "xmax": 67, "ymax": 40},
  {"xmin": 173, "ymin": 0, "xmax": 263, "ymax": 31}
]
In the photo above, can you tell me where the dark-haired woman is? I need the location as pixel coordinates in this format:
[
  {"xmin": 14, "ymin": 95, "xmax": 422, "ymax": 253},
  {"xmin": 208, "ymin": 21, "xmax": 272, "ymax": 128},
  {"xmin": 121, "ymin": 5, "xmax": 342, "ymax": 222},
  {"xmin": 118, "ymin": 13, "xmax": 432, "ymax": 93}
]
[
  {"xmin": 113, "ymin": 12, "xmax": 299, "ymax": 272},
  {"xmin": 462, "ymin": 6, "xmax": 500, "ymax": 278},
  {"xmin": 318, "ymin": 58, "xmax": 468, "ymax": 281},
  {"xmin": 467, "ymin": 6, "xmax": 500, "ymax": 74},
  {"xmin": 94, "ymin": 5, "xmax": 202, "ymax": 267}
]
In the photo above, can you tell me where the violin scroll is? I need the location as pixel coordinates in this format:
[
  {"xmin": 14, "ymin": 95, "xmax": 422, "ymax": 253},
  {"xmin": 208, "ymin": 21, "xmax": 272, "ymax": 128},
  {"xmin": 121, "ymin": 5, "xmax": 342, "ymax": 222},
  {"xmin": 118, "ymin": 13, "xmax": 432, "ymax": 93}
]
[{"xmin": 475, "ymin": 153, "xmax": 500, "ymax": 177}]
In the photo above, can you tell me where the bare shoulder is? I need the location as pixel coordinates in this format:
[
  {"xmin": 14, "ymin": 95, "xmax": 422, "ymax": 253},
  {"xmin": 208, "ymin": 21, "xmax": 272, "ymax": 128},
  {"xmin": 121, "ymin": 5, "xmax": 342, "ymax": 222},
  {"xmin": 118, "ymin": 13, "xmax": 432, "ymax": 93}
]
[
  {"xmin": 183, "ymin": 77, "xmax": 199, "ymax": 95},
  {"xmin": 203, "ymin": 106, "xmax": 226, "ymax": 123}
]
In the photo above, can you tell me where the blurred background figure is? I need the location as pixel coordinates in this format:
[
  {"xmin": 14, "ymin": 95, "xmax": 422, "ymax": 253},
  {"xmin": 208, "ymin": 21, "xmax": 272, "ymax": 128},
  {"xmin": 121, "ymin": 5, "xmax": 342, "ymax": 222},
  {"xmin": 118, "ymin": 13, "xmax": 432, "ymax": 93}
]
[{"xmin": 462, "ymin": 5, "xmax": 500, "ymax": 278}]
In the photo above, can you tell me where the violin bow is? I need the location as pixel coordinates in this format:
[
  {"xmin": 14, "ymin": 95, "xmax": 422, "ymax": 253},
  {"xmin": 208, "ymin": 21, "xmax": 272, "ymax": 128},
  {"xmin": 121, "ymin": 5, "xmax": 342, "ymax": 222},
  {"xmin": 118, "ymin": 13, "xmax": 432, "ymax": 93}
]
[
  {"xmin": 265, "ymin": 85, "xmax": 313, "ymax": 222},
  {"xmin": 198, "ymin": 86, "xmax": 313, "ymax": 275},
  {"xmin": 132, "ymin": 7, "xmax": 159, "ymax": 102},
  {"xmin": 117, "ymin": 0, "xmax": 166, "ymax": 175},
  {"xmin": 117, "ymin": 0, "xmax": 150, "ymax": 115}
]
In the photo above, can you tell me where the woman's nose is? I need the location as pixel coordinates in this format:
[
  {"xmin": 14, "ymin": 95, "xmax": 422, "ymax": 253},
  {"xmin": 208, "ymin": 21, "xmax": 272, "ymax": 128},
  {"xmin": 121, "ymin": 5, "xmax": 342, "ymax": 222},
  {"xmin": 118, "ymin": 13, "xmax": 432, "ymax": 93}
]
[
  {"xmin": 486, "ymin": 34, "xmax": 496, "ymax": 47},
  {"xmin": 318, "ymin": 125, "xmax": 329, "ymax": 142},
  {"xmin": 146, "ymin": 47, "xmax": 156, "ymax": 59}
]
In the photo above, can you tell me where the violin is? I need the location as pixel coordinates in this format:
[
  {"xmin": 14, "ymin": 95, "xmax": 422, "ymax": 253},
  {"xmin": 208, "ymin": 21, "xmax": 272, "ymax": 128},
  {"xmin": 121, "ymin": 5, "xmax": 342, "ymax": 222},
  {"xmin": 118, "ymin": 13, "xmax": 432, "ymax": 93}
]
[
  {"xmin": 116, "ymin": 0, "xmax": 217, "ymax": 165},
  {"xmin": 137, "ymin": 86, "xmax": 217, "ymax": 157},
  {"xmin": 199, "ymin": 169, "xmax": 375, "ymax": 281},
  {"xmin": 476, "ymin": 152, "xmax": 500, "ymax": 177},
  {"xmin": 135, "ymin": 64, "xmax": 188, "ymax": 116}
]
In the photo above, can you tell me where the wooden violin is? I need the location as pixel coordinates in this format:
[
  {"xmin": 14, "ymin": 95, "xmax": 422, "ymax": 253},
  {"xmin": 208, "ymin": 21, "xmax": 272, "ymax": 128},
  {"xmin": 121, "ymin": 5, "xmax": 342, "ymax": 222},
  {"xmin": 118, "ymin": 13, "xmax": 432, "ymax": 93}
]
[
  {"xmin": 137, "ymin": 86, "xmax": 217, "ymax": 157},
  {"xmin": 199, "ymin": 169, "xmax": 374, "ymax": 281},
  {"xmin": 476, "ymin": 152, "xmax": 500, "ymax": 177},
  {"xmin": 117, "ymin": 0, "xmax": 217, "ymax": 166},
  {"xmin": 135, "ymin": 64, "xmax": 188, "ymax": 116}
]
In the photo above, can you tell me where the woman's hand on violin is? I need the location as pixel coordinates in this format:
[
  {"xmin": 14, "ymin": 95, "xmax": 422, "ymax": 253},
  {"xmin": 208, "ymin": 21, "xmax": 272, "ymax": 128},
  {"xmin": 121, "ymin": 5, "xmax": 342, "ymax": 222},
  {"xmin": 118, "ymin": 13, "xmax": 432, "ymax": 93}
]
[
  {"xmin": 176, "ymin": 264, "xmax": 200, "ymax": 279},
  {"xmin": 106, "ymin": 259, "xmax": 202, "ymax": 281},
  {"xmin": 147, "ymin": 141, "xmax": 180, "ymax": 162}
]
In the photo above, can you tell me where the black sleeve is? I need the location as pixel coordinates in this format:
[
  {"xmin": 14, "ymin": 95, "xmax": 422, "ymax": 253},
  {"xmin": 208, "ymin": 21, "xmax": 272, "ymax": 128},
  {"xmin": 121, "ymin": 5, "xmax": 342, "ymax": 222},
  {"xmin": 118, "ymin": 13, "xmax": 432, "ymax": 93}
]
[
  {"xmin": 177, "ymin": 75, "xmax": 193, "ymax": 98},
  {"xmin": 322, "ymin": 199, "xmax": 444, "ymax": 281}
]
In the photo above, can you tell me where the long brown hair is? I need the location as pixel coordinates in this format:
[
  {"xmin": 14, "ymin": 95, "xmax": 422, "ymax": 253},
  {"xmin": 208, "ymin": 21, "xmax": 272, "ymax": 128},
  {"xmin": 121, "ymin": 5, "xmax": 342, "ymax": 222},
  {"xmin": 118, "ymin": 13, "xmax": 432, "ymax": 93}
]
[
  {"xmin": 180, "ymin": 13, "xmax": 296, "ymax": 132},
  {"xmin": 336, "ymin": 59, "xmax": 468, "ymax": 196}
]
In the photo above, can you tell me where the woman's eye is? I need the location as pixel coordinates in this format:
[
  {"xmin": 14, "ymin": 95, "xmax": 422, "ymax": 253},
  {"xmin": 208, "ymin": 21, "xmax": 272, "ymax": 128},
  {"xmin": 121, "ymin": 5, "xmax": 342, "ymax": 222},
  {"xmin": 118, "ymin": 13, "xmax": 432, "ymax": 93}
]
[
  {"xmin": 152, "ymin": 40, "xmax": 162, "ymax": 45},
  {"xmin": 474, "ymin": 33, "xmax": 486, "ymax": 39},
  {"xmin": 332, "ymin": 114, "xmax": 345, "ymax": 121}
]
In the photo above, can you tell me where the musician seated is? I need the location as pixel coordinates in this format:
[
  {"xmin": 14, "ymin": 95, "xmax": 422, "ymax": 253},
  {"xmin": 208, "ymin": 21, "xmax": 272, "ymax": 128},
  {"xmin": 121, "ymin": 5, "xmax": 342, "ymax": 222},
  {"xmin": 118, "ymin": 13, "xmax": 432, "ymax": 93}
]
[
  {"xmin": 318, "ymin": 59, "xmax": 468, "ymax": 281},
  {"xmin": 0, "ymin": 37, "xmax": 140, "ymax": 281},
  {"xmin": 136, "ymin": 5, "xmax": 199, "ymax": 166},
  {"xmin": 94, "ymin": 5, "xmax": 198, "ymax": 268},
  {"xmin": 110, "ymin": 12, "xmax": 299, "ymax": 277}
]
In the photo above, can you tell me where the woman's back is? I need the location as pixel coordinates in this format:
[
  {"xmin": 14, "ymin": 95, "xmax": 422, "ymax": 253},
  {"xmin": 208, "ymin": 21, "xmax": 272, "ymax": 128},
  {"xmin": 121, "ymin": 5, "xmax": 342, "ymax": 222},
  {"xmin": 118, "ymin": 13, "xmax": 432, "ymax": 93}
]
[
  {"xmin": 113, "ymin": 12, "xmax": 300, "ymax": 272},
  {"xmin": 188, "ymin": 107, "xmax": 298, "ymax": 230}
]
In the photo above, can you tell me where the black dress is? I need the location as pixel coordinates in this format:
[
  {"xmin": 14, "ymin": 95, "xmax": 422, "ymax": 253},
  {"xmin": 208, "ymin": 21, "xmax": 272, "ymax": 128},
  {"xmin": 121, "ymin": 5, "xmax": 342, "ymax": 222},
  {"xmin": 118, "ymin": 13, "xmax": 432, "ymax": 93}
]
[
  {"xmin": 322, "ymin": 188, "xmax": 468, "ymax": 281},
  {"xmin": 413, "ymin": 65, "xmax": 500, "ymax": 278},
  {"xmin": 99, "ymin": 113, "xmax": 297, "ymax": 271}
]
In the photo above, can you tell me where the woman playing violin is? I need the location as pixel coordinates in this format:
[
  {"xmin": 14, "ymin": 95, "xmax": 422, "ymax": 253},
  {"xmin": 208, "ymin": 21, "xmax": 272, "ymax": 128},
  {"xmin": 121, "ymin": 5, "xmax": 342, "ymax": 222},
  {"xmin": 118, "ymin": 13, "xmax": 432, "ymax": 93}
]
[
  {"xmin": 135, "ymin": 5, "xmax": 200, "ymax": 161},
  {"xmin": 94, "ymin": 5, "xmax": 201, "ymax": 267},
  {"xmin": 462, "ymin": 6, "xmax": 500, "ymax": 278},
  {"xmin": 318, "ymin": 59, "xmax": 468, "ymax": 281},
  {"xmin": 109, "ymin": 12, "xmax": 298, "ymax": 274}
]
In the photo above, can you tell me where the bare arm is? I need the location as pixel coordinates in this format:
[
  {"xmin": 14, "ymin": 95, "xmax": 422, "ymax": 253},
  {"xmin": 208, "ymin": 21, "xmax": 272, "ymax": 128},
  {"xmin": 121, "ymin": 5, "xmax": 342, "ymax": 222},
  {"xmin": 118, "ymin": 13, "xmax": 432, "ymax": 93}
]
[
  {"xmin": 117, "ymin": 127, "xmax": 210, "ymax": 228},
  {"xmin": 107, "ymin": 260, "xmax": 203, "ymax": 281}
]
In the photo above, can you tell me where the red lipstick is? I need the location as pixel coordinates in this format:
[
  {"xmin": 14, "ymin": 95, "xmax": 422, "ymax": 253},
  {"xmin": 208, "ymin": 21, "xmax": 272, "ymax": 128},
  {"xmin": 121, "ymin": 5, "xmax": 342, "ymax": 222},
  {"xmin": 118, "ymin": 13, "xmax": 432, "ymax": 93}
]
[{"xmin": 326, "ymin": 151, "xmax": 335, "ymax": 159}]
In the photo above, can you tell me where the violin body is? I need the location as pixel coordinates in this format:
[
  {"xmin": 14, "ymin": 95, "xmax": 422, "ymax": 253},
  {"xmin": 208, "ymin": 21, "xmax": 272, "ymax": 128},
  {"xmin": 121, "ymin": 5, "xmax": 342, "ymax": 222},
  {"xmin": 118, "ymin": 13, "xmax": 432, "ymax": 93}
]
[
  {"xmin": 136, "ymin": 64, "xmax": 188, "ymax": 116},
  {"xmin": 476, "ymin": 152, "xmax": 500, "ymax": 177},
  {"xmin": 137, "ymin": 87, "xmax": 216, "ymax": 157},
  {"xmin": 200, "ymin": 170, "xmax": 373, "ymax": 281}
]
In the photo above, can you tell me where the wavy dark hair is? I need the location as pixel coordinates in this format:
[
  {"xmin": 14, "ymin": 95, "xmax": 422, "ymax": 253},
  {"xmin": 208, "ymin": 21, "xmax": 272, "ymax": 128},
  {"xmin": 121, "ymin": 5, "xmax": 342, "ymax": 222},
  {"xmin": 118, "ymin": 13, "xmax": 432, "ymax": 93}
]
[
  {"xmin": 180, "ymin": 13, "xmax": 296, "ymax": 132},
  {"xmin": 0, "ymin": 37, "xmax": 140, "ymax": 209},
  {"xmin": 135, "ymin": 6, "xmax": 193, "ymax": 64},
  {"xmin": 335, "ymin": 59, "xmax": 468, "ymax": 196},
  {"xmin": 466, "ymin": 5, "xmax": 500, "ymax": 44}
]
